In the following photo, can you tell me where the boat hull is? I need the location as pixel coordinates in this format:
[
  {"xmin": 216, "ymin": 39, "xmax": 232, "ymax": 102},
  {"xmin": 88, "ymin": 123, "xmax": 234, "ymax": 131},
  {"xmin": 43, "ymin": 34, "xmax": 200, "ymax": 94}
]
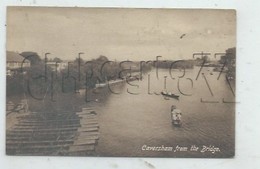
[
  {"xmin": 161, "ymin": 92, "xmax": 179, "ymax": 99},
  {"xmin": 172, "ymin": 120, "xmax": 182, "ymax": 127}
]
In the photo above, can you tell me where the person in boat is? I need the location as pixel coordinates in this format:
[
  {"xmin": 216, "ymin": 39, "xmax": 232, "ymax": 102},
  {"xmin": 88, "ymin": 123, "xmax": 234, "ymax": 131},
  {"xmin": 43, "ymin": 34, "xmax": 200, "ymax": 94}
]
[
  {"xmin": 171, "ymin": 105, "xmax": 176, "ymax": 112},
  {"xmin": 171, "ymin": 105, "xmax": 182, "ymax": 124},
  {"xmin": 175, "ymin": 112, "xmax": 182, "ymax": 123}
]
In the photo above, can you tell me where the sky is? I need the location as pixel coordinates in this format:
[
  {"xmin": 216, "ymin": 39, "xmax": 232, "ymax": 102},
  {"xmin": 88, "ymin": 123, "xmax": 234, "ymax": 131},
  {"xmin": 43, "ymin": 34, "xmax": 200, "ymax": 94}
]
[{"xmin": 6, "ymin": 7, "xmax": 236, "ymax": 61}]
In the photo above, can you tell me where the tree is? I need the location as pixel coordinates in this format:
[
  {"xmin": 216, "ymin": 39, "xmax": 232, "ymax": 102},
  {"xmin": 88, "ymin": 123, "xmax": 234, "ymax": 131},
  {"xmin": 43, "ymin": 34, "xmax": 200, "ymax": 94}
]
[
  {"xmin": 202, "ymin": 55, "xmax": 210, "ymax": 63},
  {"xmin": 219, "ymin": 48, "xmax": 236, "ymax": 68},
  {"xmin": 96, "ymin": 55, "xmax": 109, "ymax": 62},
  {"xmin": 52, "ymin": 57, "xmax": 63, "ymax": 62},
  {"xmin": 20, "ymin": 51, "xmax": 42, "ymax": 65},
  {"xmin": 219, "ymin": 47, "xmax": 236, "ymax": 65},
  {"xmin": 219, "ymin": 47, "xmax": 236, "ymax": 79}
]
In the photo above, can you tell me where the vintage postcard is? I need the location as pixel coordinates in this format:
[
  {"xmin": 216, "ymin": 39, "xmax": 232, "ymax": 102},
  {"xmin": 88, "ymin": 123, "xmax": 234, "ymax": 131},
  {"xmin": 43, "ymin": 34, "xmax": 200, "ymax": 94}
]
[{"xmin": 6, "ymin": 7, "xmax": 236, "ymax": 157}]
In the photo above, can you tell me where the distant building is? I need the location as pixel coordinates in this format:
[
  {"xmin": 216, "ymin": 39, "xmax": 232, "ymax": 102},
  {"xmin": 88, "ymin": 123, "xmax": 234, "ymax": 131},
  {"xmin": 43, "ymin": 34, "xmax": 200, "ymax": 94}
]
[
  {"xmin": 6, "ymin": 51, "xmax": 30, "ymax": 76},
  {"xmin": 46, "ymin": 61, "xmax": 68, "ymax": 72}
]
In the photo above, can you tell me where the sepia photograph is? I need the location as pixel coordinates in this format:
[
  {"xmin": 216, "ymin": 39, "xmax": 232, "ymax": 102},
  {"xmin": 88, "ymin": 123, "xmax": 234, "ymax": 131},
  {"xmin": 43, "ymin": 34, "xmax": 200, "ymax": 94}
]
[{"xmin": 6, "ymin": 7, "xmax": 236, "ymax": 158}]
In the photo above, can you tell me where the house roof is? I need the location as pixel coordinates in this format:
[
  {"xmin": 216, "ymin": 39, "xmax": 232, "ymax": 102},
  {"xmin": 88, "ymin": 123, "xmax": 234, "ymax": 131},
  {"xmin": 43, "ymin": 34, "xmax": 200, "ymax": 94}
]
[{"xmin": 6, "ymin": 51, "xmax": 29, "ymax": 63}]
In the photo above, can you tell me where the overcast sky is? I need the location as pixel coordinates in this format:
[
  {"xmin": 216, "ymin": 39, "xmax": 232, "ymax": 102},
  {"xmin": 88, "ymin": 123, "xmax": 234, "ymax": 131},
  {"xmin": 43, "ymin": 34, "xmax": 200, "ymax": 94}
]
[{"xmin": 7, "ymin": 7, "xmax": 236, "ymax": 61}]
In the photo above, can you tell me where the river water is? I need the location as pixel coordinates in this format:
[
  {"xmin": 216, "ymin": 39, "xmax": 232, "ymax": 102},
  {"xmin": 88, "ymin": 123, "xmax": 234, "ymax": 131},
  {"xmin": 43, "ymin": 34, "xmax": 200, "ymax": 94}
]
[{"xmin": 83, "ymin": 66, "xmax": 235, "ymax": 158}]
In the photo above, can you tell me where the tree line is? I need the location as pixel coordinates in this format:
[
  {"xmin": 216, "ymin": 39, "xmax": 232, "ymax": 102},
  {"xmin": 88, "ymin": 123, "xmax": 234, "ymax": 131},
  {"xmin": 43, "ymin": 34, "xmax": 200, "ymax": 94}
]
[{"xmin": 6, "ymin": 52, "xmax": 152, "ymax": 97}]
